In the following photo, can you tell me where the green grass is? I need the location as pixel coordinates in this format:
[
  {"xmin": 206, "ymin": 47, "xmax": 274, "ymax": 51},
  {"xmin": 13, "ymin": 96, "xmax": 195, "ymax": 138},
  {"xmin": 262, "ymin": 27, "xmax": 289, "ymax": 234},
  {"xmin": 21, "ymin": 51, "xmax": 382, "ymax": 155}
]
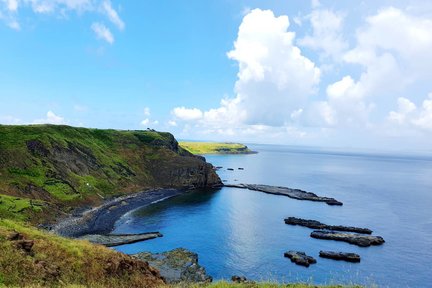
[
  {"xmin": 0, "ymin": 194, "xmax": 44, "ymax": 221},
  {"xmin": 179, "ymin": 142, "xmax": 254, "ymax": 155},
  {"xmin": 0, "ymin": 219, "xmax": 164, "ymax": 287}
]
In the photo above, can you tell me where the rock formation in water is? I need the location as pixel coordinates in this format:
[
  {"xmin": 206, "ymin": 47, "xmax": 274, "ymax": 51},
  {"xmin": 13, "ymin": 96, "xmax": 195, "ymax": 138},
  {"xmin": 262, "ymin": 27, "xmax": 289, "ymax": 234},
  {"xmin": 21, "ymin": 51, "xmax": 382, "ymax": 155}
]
[
  {"xmin": 225, "ymin": 184, "xmax": 342, "ymax": 205},
  {"xmin": 311, "ymin": 231, "xmax": 385, "ymax": 247},
  {"xmin": 284, "ymin": 251, "xmax": 317, "ymax": 267},
  {"xmin": 285, "ymin": 217, "xmax": 372, "ymax": 234},
  {"xmin": 319, "ymin": 251, "xmax": 361, "ymax": 262}
]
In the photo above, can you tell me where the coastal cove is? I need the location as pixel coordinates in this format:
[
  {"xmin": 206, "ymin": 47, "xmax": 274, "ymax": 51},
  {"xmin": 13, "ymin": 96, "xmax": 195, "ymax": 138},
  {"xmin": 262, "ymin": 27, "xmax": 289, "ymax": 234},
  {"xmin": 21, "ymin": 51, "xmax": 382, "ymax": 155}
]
[{"xmin": 112, "ymin": 144, "xmax": 432, "ymax": 287}]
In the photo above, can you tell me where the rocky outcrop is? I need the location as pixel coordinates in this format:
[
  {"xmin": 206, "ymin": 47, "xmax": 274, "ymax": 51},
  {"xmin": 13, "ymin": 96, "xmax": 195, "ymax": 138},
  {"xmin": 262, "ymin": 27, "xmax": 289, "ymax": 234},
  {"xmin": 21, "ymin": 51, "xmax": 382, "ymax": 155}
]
[
  {"xmin": 319, "ymin": 251, "xmax": 361, "ymax": 262},
  {"xmin": 78, "ymin": 232, "xmax": 162, "ymax": 247},
  {"xmin": 284, "ymin": 251, "xmax": 317, "ymax": 267},
  {"xmin": 285, "ymin": 217, "xmax": 372, "ymax": 234},
  {"xmin": 225, "ymin": 184, "xmax": 342, "ymax": 206},
  {"xmin": 231, "ymin": 276, "xmax": 255, "ymax": 284},
  {"xmin": 310, "ymin": 231, "xmax": 385, "ymax": 247},
  {"xmin": 133, "ymin": 248, "xmax": 212, "ymax": 284}
]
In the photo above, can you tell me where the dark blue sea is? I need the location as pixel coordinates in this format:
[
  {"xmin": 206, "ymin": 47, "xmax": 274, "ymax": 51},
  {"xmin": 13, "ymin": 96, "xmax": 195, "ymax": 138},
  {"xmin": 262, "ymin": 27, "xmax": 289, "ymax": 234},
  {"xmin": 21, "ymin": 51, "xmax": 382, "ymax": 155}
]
[{"xmin": 113, "ymin": 144, "xmax": 432, "ymax": 287}]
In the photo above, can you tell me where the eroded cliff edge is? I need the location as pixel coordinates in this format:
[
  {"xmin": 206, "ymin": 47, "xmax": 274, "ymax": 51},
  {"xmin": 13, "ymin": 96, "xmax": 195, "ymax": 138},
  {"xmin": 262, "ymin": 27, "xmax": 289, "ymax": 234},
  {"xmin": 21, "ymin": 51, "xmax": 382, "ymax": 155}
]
[{"xmin": 0, "ymin": 124, "xmax": 221, "ymax": 224}]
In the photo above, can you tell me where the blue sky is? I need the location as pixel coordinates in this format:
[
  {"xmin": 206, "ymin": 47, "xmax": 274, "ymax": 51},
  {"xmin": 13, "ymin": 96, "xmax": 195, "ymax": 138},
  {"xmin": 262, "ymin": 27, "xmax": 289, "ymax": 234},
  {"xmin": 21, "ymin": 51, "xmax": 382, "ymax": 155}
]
[{"xmin": 1, "ymin": 0, "xmax": 432, "ymax": 151}]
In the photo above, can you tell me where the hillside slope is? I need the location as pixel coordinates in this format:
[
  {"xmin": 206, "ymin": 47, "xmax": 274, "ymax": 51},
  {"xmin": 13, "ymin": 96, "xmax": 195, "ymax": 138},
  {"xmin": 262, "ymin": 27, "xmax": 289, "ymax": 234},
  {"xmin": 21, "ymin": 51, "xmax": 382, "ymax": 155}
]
[
  {"xmin": 0, "ymin": 125, "xmax": 221, "ymax": 224},
  {"xmin": 0, "ymin": 219, "xmax": 165, "ymax": 287}
]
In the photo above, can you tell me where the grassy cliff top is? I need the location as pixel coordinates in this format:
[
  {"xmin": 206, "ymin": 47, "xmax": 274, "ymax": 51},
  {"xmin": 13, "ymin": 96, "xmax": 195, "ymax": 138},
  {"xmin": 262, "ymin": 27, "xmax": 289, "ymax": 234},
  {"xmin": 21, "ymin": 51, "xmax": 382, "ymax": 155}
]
[
  {"xmin": 0, "ymin": 125, "xmax": 220, "ymax": 224},
  {"xmin": 179, "ymin": 142, "xmax": 255, "ymax": 155}
]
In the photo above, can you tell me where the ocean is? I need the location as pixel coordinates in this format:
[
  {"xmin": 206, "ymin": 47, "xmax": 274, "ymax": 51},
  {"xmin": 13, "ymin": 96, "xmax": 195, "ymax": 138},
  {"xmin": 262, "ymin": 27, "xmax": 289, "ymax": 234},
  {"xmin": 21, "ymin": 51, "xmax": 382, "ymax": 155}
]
[{"xmin": 113, "ymin": 144, "xmax": 432, "ymax": 287}]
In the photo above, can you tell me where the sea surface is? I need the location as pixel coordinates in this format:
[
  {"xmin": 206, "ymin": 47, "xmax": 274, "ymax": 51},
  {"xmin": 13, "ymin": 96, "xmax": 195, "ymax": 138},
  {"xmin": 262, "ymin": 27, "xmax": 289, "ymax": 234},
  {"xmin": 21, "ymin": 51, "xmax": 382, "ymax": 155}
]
[{"xmin": 113, "ymin": 144, "xmax": 432, "ymax": 287}]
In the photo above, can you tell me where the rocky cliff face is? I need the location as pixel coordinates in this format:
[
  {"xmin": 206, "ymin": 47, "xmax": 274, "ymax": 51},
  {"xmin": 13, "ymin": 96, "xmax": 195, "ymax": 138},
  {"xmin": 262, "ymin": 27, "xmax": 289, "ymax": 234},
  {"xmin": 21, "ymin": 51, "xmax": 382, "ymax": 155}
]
[{"xmin": 0, "ymin": 125, "xmax": 221, "ymax": 223}]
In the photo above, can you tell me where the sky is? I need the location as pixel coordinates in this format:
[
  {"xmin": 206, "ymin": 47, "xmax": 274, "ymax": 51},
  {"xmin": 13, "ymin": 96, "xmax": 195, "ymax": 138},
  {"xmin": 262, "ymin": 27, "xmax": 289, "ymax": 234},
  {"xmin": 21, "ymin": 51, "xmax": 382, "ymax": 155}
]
[{"xmin": 1, "ymin": 0, "xmax": 432, "ymax": 152}]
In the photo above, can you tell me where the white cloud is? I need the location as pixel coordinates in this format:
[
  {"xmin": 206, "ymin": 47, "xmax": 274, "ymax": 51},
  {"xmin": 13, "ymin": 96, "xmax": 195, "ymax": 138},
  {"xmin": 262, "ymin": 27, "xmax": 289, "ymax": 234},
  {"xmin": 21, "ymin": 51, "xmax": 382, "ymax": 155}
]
[
  {"xmin": 4, "ymin": 0, "xmax": 18, "ymax": 11},
  {"xmin": 388, "ymin": 94, "xmax": 432, "ymax": 131},
  {"xmin": 91, "ymin": 22, "xmax": 114, "ymax": 44},
  {"xmin": 172, "ymin": 107, "xmax": 203, "ymax": 121},
  {"xmin": 33, "ymin": 111, "xmax": 66, "ymax": 124},
  {"xmin": 168, "ymin": 120, "xmax": 177, "ymax": 127},
  {"xmin": 143, "ymin": 107, "xmax": 150, "ymax": 116},
  {"xmin": 1, "ymin": 0, "xmax": 124, "ymax": 43},
  {"xmin": 298, "ymin": 8, "xmax": 348, "ymax": 59},
  {"xmin": 101, "ymin": 0, "xmax": 124, "ymax": 30},
  {"xmin": 140, "ymin": 118, "xmax": 158, "ymax": 126},
  {"xmin": 170, "ymin": 8, "xmax": 320, "ymax": 139},
  {"xmin": 388, "ymin": 97, "xmax": 416, "ymax": 124},
  {"xmin": 0, "ymin": 115, "xmax": 22, "ymax": 124}
]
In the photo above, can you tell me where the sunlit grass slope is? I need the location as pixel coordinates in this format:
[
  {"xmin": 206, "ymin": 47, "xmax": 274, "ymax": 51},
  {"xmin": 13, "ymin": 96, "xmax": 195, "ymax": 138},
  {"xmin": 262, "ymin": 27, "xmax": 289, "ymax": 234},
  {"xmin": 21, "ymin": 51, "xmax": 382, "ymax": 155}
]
[{"xmin": 179, "ymin": 142, "xmax": 255, "ymax": 155}]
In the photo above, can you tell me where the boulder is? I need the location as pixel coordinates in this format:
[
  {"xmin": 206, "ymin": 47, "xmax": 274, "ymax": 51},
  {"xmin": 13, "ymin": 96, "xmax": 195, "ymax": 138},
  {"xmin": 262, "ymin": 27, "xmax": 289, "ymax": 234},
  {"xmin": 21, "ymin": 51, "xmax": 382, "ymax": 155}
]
[
  {"xmin": 284, "ymin": 251, "xmax": 317, "ymax": 267},
  {"xmin": 134, "ymin": 248, "xmax": 212, "ymax": 284}
]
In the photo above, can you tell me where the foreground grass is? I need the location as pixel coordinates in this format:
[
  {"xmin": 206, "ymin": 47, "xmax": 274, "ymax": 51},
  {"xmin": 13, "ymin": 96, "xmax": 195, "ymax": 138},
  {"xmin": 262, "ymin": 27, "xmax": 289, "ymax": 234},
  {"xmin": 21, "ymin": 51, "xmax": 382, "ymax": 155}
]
[
  {"xmin": 180, "ymin": 142, "xmax": 254, "ymax": 155},
  {"xmin": 0, "ymin": 219, "xmax": 163, "ymax": 287}
]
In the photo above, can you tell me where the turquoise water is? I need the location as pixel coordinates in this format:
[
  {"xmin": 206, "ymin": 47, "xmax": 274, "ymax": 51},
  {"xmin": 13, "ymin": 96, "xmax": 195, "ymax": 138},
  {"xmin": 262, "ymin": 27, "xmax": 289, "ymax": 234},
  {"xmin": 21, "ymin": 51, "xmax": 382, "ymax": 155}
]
[{"xmin": 113, "ymin": 145, "xmax": 432, "ymax": 287}]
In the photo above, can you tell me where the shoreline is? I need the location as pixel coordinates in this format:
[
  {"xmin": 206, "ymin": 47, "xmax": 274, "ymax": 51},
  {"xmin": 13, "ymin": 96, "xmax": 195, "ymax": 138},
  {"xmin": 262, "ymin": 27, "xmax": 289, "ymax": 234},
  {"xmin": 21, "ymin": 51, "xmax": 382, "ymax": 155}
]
[{"xmin": 51, "ymin": 188, "xmax": 188, "ymax": 237}]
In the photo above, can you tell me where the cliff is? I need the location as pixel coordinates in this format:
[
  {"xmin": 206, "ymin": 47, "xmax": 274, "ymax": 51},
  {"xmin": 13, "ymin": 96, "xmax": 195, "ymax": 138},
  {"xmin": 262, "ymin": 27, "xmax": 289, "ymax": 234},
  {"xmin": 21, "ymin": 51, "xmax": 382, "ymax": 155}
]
[{"xmin": 0, "ymin": 125, "xmax": 221, "ymax": 224}]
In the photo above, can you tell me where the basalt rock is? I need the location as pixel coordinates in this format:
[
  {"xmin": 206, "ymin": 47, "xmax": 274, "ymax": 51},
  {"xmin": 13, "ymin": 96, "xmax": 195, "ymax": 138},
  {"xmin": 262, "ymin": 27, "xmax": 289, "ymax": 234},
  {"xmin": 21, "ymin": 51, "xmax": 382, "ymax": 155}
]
[
  {"xmin": 319, "ymin": 251, "xmax": 361, "ymax": 262},
  {"xmin": 284, "ymin": 251, "xmax": 317, "ymax": 267},
  {"xmin": 310, "ymin": 231, "xmax": 385, "ymax": 247},
  {"xmin": 285, "ymin": 217, "xmax": 372, "ymax": 234},
  {"xmin": 225, "ymin": 184, "xmax": 342, "ymax": 206},
  {"xmin": 231, "ymin": 276, "xmax": 255, "ymax": 284},
  {"xmin": 134, "ymin": 248, "xmax": 212, "ymax": 284},
  {"xmin": 78, "ymin": 232, "xmax": 162, "ymax": 247}
]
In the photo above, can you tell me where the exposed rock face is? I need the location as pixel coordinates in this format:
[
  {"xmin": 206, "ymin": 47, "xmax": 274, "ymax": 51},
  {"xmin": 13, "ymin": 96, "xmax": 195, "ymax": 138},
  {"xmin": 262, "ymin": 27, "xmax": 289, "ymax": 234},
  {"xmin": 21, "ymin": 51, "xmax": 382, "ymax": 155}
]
[
  {"xmin": 78, "ymin": 232, "xmax": 162, "ymax": 247},
  {"xmin": 284, "ymin": 251, "xmax": 317, "ymax": 267},
  {"xmin": 134, "ymin": 248, "xmax": 212, "ymax": 284},
  {"xmin": 310, "ymin": 231, "xmax": 385, "ymax": 247},
  {"xmin": 319, "ymin": 251, "xmax": 361, "ymax": 262},
  {"xmin": 285, "ymin": 217, "xmax": 372, "ymax": 234},
  {"xmin": 225, "ymin": 184, "xmax": 342, "ymax": 206},
  {"xmin": 231, "ymin": 276, "xmax": 255, "ymax": 284}
]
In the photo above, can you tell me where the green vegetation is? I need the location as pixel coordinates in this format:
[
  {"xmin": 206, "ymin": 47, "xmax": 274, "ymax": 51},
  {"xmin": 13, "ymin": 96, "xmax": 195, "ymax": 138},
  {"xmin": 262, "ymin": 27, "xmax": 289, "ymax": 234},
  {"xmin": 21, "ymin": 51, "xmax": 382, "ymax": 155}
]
[
  {"xmin": 0, "ymin": 124, "xmax": 219, "ymax": 224},
  {"xmin": 180, "ymin": 142, "xmax": 255, "ymax": 155},
  {"xmin": 0, "ymin": 194, "xmax": 44, "ymax": 221},
  {"xmin": 0, "ymin": 219, "xmax": 164, "ymax": 287}
]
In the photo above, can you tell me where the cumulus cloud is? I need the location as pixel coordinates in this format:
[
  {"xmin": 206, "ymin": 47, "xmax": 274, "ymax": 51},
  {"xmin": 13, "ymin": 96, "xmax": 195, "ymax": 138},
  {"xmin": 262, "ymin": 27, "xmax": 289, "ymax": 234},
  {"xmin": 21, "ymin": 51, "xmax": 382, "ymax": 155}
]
[
  {"xmin": 33, "ymin": 111, "xmax": 66, "ymax": 124},
  {"xmin": 0, "ymin": 0, "xmax": 124, "ymax": 43},
  {"xmin": 91, "ymin": 22, "xmax": 114, "ymax": 44},
  {"xmin": 388, "ymin": 94, "xmax": 432, "ymax": 131},
  {"xmin": 310, "ymin": 6, "xmax": 432, "ymax": 130},
  {"xmin": 172, "ymin": 107, "xmax": 203, "ymax": 121},
  {"xmin": 171, "ymin": 8, "xmax": 320, "ymax": 139},
  {"xmin": 298, "ymin": 8, "xmax": 348, "ymax": 59}
]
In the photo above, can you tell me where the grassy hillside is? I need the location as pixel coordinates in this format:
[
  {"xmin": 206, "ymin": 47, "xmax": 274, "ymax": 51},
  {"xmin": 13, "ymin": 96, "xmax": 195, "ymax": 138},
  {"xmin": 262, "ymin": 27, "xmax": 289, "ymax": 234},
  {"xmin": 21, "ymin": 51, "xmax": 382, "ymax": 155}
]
[
  {"xmin": 0, "ymin": 125, "xmax": 221, "ymax": 224},
  {"xmin": 180, "ymin": 142, "xmax": 255, "ymax": 155},
  {"xmin": 0, "ymin": 219, "xmax": 164, "ymax": 287}
]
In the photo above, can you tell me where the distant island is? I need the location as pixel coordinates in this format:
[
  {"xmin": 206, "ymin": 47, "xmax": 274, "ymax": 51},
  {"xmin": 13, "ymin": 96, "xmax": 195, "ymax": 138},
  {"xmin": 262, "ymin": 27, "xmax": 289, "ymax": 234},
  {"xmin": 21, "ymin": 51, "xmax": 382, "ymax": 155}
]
[{"xmin": 180, "ymin": 142, "xmax": 256, "ymax": 155}]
